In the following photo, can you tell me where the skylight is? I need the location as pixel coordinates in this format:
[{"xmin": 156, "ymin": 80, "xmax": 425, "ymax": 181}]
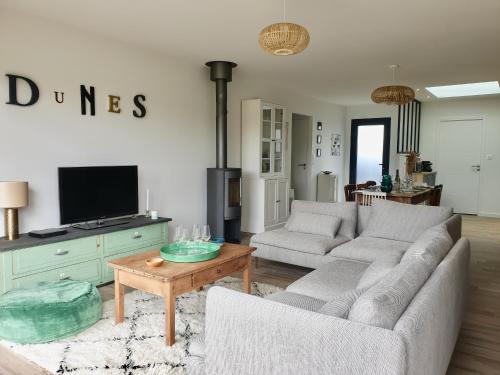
[{"xmin": 426, "ymin": 81, "xmax": 500, "ymax": 98}]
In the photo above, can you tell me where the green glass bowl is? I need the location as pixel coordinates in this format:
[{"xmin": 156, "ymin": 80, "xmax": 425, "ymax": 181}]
[{"xmin": 160, "ymin": 242, "xmax": 221, "ymax": 263}]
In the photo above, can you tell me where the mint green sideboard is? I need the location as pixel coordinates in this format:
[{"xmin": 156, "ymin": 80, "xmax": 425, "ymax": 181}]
[{"xmin": 0, "ymin": 221, "xmax": 168, "ymax": 295}]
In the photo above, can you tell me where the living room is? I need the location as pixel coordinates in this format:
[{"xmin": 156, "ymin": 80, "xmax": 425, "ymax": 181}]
[{"xmin": 0, "ymin": 1, "xmax": 499, "ymax": 374}]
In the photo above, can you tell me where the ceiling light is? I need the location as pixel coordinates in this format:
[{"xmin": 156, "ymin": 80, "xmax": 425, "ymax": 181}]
[
  {"xmin": 371, "ymin": 65, "xmax": 415, "ymax": 105},
  {"xmin": 259, "ymin": 0, "xmax": 310, "ymax": 56},
  {"xmin": 426, "ymin": 81, "xmax": 500, "ymax": 98}
]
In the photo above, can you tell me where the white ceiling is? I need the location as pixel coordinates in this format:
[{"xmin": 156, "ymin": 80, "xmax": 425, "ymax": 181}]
[{"xmin": 2, "ymin": 0, "xmax": 500, "ymax": 105}]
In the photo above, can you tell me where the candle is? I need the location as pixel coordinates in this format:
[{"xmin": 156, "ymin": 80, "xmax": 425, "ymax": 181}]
[{"xmin": 146, "ymin": 189, "xmax": 150, "ymax": 212}]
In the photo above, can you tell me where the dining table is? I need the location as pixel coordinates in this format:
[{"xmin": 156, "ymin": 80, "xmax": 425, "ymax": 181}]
[{"xmin": 354, "ymin": 187, "xmax": 433, "ymax": 205}]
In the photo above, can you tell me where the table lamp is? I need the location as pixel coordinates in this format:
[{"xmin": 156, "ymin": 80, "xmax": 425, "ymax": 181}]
[{"xmin": 0, "ymin": 181, "xmax": 29, "ymax": 240}]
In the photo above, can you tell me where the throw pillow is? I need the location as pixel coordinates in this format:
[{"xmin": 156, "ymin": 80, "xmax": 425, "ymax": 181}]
[
  {"xmin": 356, "ymin": 260, "xmax": 398, "ymax": 289},
  {"xmin": 285, "ymin": 211, "xmax": 342, "ymax": 238},
  {"xmin": 348, "ymin": 260, "xmax": 431, "ymax": 329},
  {"xmin": 361, "ymin": 199, "xmax": 453, "ymax": 242},
  {"xmin": 318, "ymin": 288, "xmax": 367, "ymax": 318},
  {"xmin": 400, "ymin": 223, "xmax": 453, "ymax": 271}
]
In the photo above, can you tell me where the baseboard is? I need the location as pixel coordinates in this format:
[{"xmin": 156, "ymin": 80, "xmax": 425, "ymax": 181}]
[{"xmin": 478, "ymin": 212, "xmax": 500, "ymax": 218}]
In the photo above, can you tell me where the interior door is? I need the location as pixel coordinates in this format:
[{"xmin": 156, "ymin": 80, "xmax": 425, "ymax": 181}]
[
  {"xmin": 291, "ymin": 114, "xmax": 312, "ymax": 200},
  {"xmin": 437, "ymin": 119, "xmax": 482, "ymax": 214},
  {"xmin": 349, "ymin": 118, "xmax": 391, "ymax": 184}
]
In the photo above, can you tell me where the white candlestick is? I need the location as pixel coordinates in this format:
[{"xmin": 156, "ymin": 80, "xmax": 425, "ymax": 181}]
[{"xmin": 146, "ymin": 189, "xmax": 150, "ymax": 216}]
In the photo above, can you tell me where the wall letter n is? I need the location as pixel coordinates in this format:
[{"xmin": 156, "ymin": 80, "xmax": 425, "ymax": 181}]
[{"xmin": 80, "ymin": 85, "xmax": 95, "ymax": 116}]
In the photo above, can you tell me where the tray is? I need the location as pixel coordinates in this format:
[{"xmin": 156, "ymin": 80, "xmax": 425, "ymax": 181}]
[{"xmin": 160, "ymin": 242, "xmax": 221, "ymax": 263}]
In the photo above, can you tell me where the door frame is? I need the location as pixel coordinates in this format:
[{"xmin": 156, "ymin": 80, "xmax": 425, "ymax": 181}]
[
  {"xmin": 349, "ymin": 117, "xmax": 391, "ymax": 184},
  {"xmin": 291, "ymin": 113, "xmax": 313, "ymax": 200}
]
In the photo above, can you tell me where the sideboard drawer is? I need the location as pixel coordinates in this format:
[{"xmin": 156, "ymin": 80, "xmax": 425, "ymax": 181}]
[
  {"xmin": 193, "ymin": 256, "xmax": 248, "ymax": 287},
  {"xmin": 103, "ymin": 224, "xmax": 164, "ymax": 256},
  {"xmin": 12, "ymin": 259, "xmax": 101, "ymax": 290},
  {"xmin": 12, "ymin": 237, "xmax": 98, "ymax": 276}
]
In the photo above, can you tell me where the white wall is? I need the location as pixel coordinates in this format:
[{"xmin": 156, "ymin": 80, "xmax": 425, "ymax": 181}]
[
  {"xmin": 420, "ymin": 97, "xmax": 500, "ymax": 217},
  {"xmin": 345, "ymin": 104, "xmax": 401, "ymax": 183},
  {"xmin": 0, "ymin": 8, "xmax": 346, "ymax": 235}
]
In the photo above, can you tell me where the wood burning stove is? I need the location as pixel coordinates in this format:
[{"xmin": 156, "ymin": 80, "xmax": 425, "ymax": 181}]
[{"xmin": 205, "ymin": 61, "xmax": 241, "ymax": 243}]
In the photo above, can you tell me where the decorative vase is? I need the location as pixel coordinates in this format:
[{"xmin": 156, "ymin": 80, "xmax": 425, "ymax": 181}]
[{"xmin": 380, "ymin": 175, "xmax": 393, "ymax": 193}]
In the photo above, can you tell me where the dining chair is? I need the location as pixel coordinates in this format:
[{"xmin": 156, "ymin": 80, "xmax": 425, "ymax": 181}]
[
  {"xmin": 344, "ymin": 184, "xmax": 357, "ymax": 202},
  {"xmin": 429, "ymin": 184, "xmax": 443, "ymax": 206},
  {"xmin": 360, "ymin": 191, "xmax": 387, "ymax": 206}
]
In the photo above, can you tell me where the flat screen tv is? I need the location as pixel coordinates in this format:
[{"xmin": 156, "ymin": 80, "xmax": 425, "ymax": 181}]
[{"xmin": 58, "ymin": 166, "xmax": 138, "ymax": 225}]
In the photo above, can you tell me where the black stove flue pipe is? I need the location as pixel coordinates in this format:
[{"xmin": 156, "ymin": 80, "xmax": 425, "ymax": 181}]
[{"xmin": 205, "ymin": 61, "xmax": 237, "ymax": 169}]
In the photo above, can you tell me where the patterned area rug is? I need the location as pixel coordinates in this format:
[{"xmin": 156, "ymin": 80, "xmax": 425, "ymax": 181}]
[{"xmin": 0, "ymin": 277, "xmax": 281, "ymax": 374}]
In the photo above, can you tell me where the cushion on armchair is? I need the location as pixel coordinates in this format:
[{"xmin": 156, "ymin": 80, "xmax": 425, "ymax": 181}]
[
  {"xmin": 0, "ymin": 280, "xmax": 102, "ymax": 344},
  {"xmin": 285, "ymin": 211, "xmax": 341, "ymax": 238}
]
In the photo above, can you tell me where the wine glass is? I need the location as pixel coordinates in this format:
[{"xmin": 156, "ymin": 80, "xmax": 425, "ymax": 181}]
[
  {"xmin": 202, "ymin": 225, "xmax": 211, "ymax": 242},
  {"xmin": 192, "ymin": 224, "xmax": 201, "ymax": 243},
  {"xmin": 173, "ymin": 225, "xmax": 183, "ymax": 244}
]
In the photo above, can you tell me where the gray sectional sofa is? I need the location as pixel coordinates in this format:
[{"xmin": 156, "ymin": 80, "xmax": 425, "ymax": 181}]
[{"xmin": 188, "ymin": 199, "xmax": 470, "ymax": 375}]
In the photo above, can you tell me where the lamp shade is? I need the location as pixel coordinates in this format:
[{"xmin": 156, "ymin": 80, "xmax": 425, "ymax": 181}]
[{"xmin": 0, "ymin": 181, "xmax": 29, "ymax": 208}]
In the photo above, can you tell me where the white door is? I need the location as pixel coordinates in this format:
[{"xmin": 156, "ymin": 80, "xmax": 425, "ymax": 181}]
[
  {"xmin": 264, "ymin": 179, "xmax": 277, "ymax": 226},
  {"xmin": 277, "ymin": 179, "xmax": 289, "ymax": 222},
  {"xmin": 437, "ymin": 119, "xmax": 482, "ymax": 214},
  {"xmin": 291, "ymin": 114, "xmax": 312, "ymax": 200}
]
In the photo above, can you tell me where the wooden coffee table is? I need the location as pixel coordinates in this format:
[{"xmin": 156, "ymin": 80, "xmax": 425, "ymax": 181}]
[{"xmin": 107, "ymin": 243, "xmax": 255, "ymax": 346}]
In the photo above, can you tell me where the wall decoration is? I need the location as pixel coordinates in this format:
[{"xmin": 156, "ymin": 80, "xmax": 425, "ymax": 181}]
[
  {"xmin": 54, "ymin": 92, "xmax": 64, "ymax": 103},
  {"xmin": 331, "ymin": 133, "xmax": 341, "ymax": 156},
  {"xmin": 6, "ymin": 74, "xmax": 39, "ymax": 107},
  {"xmin": 316, "ymin": 148, "xmax": 321, "ymax": 157},
  {"xmin": 316, "ymin": 135, "xmax": 322, "ymax": 144},
  {"xmin": 4, "ymin": 74, "xmax": 147, "ymax": 118},
  {"xmin": 317, "ymin": 122, "xmax": 322, "ymax": 131}
]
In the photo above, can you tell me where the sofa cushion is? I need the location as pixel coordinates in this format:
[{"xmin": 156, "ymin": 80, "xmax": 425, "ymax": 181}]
[
  {"xmin": 285, "ymin": 211, "xmax": 342, "ymax": 238},
  {"xmin": 330, "ymin": 236, "xmax": 412, "ymax": 263},
  {"xmin": 286, "ymin": 259, "xmax": 369, "ymax": 300},
  {"xmin": 348, "ymin": 260, "xmax": 432, "ymax": 329},
  {"xmin": 290, "ymin": 200, "xmax": 358, "ymax": 239},
  {"xmin": 251, "ymin": 228, "xmax": 349, "ymax": 256},
  {"xmin": 356, "ymin": 205, "xmax": 372, "ymax": 236},
  {"xmin": 361, "ymin": 199, "xmax": 453, "ymax": 242},
  {"xmin": 400, "ymin": 223, "xmax": 453, "ymax": 270},
  {"xmin": 356, "ymin": 260, "xmax": 399, "ymax": 289},
  {"xmin": 318, "ymin": 288, "xmax": 367, "ymax": 318},
  {"xmin": 266, "ymin": 291, "xmax": 326, "ymax": 312}
]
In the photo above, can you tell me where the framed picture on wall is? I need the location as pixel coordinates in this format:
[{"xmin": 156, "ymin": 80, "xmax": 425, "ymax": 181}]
[
  {"xmin": 316, "ymin": 148, "xmax": 322, "ymax": 157},
  {"xmin": 316, "ymin": 135, "xmax": 322, "ymax": 144},
  {"xmin": 331, "ymin": 133, "xmax": 341, "ymax": 156},
  {"xmin": 317, "ymin": 122, "xmax": 322, "ymax": 131}
]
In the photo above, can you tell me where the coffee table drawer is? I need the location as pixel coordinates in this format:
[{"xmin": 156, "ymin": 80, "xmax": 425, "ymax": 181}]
[{"xmin": 193, "ymin": 256, "xmax": 248, "ymax": 287}]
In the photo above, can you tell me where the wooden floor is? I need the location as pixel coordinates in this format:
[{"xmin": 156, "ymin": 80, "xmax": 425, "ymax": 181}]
[{"xmin": 0, "ymin": 215, "xmax": 499, "ymax": 375}]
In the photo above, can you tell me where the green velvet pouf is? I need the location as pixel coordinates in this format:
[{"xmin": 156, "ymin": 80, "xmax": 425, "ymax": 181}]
[{"xmin": 0, "ymin": 280, "xmax": 102, "ymax": 344}]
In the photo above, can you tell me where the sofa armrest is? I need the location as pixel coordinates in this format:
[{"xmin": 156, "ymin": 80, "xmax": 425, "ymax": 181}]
[{"xmin": 204, "ymin": 286, "xmax": 407, "ymax": 375}]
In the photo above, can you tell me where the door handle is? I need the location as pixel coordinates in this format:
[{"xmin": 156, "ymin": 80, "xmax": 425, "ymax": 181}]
[
  {"xmin": 297, "ymin": 163, "xmax": 307, "ymax": 170},
  {"xmin": 472, "ymin": 165, "xmax": 481, "ymax": 171}
]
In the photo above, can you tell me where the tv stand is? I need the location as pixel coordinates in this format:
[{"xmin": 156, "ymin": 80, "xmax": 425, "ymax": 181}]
[{"xmin": 72, "ymin": 218, "xmax": 132, "ymax": 230}]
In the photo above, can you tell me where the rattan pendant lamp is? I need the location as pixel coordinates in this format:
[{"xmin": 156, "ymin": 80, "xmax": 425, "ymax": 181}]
[
  {"xmin": 371, "ymin": 65, "xmax": 415, "ymax": 105},
  {"xmin": 259, "ymin": 0, "xmax": 310, "ymax": 56}
]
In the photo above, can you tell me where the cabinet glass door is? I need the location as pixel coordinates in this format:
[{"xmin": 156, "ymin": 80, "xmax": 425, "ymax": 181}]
[
  {"xmin": 274, "ymin": 107, "xmax": 284, "ymax": 174},
  {"xmin": 261, "ymin": 106, "xmax": 273, "ymax": 174}
]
